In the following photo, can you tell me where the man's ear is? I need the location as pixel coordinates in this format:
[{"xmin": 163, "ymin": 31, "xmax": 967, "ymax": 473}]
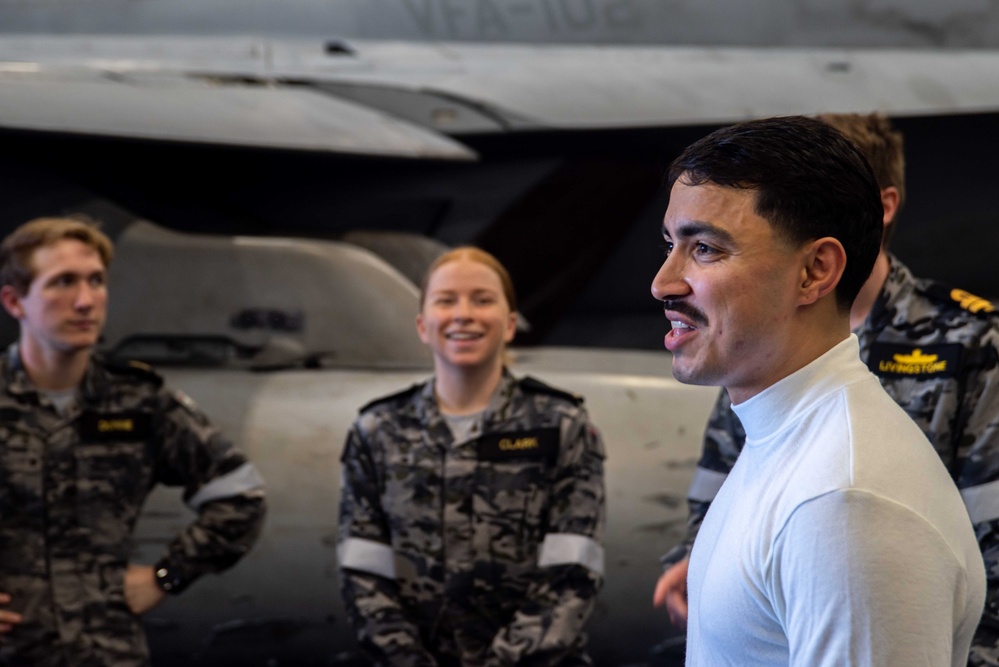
[
  {"xmin": 879, "ymin": 186, "xmax": 900, "ymax": 247},
  {"xmin": 0, "ymin": 285, "xmax": 24, "ymax": 321},
  {"xmin": 798, "ymin": 238, "xmax": 846, "ymax": 306},
  {"xmin": 881, "ymin": 186, "xmax": 900, "ymax": 227}
]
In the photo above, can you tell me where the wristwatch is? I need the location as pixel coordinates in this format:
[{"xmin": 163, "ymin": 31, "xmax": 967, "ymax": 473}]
[{"xmin": 153, "ymin": 559, "xmax": 186, "ymax": 594}]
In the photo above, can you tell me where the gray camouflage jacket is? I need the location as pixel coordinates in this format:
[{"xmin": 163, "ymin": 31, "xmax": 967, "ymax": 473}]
[
  {"xmin": 662, "ymin": 256, "xmax": 999, "ymax": 664},
  {"xmin": 338, "ymin": 371, "xmax": 606, "ymax": 667},
  {"xmin": 0, "ymin": 346, "xmax": 266, "ymax": 667}
]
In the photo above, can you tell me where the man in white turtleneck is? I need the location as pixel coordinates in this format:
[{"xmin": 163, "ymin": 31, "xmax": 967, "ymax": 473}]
[{"xmin": 651, "ymin": 115, "xmax": 985, "ymax": 667}]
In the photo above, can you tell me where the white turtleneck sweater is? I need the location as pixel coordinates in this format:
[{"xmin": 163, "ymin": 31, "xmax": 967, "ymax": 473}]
[{"xmin": 686, "ymin": 335, "xmax": 985, "ymax": 667}]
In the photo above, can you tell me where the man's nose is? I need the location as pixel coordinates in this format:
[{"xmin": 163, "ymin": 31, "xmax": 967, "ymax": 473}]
[
  {"xmin": 74, "ymin": 282, "xmax": 97, "ymax": 310},
  {"xmin": 651, "ymin": 255, "xmax": 690, "ymax": 302}
]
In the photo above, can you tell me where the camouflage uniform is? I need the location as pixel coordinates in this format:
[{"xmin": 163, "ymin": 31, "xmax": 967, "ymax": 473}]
[
  {"xmin": 338, "ymin": 372, "xmax": 606, "ymax": 667},
  {"xmin": 661, "ymin": 255, "xmax": 999, "ymax": 664},
  {"xmin": 0, "ymin": 345, "xmax": 267, "ymax": 667}
]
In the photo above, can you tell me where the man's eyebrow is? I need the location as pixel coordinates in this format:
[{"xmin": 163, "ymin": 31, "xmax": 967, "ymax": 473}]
[
  {"xmin": 663, "ymin": 220, "xmax": 736, "ymax": 246},
  {"xmin": 47, "ymin": 268, "xmax": 105, "ymax": 279}
]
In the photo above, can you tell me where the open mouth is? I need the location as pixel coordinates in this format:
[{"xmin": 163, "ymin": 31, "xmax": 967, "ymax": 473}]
[
  {"xmin": 446, "ymin": 331, "xmax": 483, "ymax": 341},
  {"xmin": 664, "ymin": 317, "xmax": 699, "ymax": 352}
]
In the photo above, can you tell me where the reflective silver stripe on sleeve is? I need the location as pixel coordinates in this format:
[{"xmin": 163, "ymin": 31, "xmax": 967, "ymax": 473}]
[
  {"xmin": 187, "ymin": 462, "xmax": 265, "ymax": 510},
  {"xmin": 537, "ymin": 533, "xmax": 604, "ymax": 576},
  {"xmin": 337, "ymin": 537, "xmax": 397, "ymax": 580},
  {"xmin": 687, "ymin": 467, "xmax": 729, "ymax": 503},
  {"xmin": 961, "ymin": 480, "xmax": 999, "ymax": 524}
]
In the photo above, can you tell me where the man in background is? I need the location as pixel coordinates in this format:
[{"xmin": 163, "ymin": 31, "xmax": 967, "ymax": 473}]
[{"xmin": 0, "ymin": 217, "xmax": 267, "ymax": 666}]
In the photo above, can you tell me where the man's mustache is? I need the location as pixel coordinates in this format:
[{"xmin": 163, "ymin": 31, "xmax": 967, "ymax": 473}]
[{"xmin": 662, "ymin": 299, "xmax": 708, "ymax": 327}]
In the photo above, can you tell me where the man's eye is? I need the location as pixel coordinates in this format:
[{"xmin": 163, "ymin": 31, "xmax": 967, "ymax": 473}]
[
  {"xmin": 660, "ymin": 242, "xmax": 674, "ymax": 258},
  {"xmin": 695, "ymin": 243, "xmax": 717, "ymax": 256},
  {"xmin": 88, "ymin": 275, "xmax": 106, "ymax": 288},
  {"xmin": 54, "ymin": 275, "xmax": 75, "ymax": 287}
]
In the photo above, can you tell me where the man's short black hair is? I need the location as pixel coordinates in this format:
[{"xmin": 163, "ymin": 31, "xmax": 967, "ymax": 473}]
[{"xmin": 666, "ymin": 115, "xmax": 883, "ymax": 311}]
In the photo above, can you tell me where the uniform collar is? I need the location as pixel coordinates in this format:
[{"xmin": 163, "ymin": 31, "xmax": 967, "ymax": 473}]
[
  {"xmin": 2, "ymin": 341, "xmax": 109, "ymax": 402},
  {"xmin": 420, "ymin": 369, "xmax": 520, "ymax": 442}
]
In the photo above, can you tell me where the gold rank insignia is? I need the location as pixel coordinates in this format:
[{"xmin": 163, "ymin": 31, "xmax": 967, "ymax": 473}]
[{"xmin": 950, "ymin": 289, "xmax": 996, "ymax": 314}]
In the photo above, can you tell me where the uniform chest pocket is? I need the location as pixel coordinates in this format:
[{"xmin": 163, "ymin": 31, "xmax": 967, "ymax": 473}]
[
  {"xmin": 884, "ymin": 377, "xmax": 948, "ymax": 413},
  {"xmin": 471, "ymin": 458, "xmax": 551, "ymax": 570},
  {"xmin": 474, "ymin": 429, "xmax": 559, "ymax": 564},
  {"xmin": 475, "ymin": 459, "xmax": 550, "ymax": 515},
  {"xmin": 475, "ymin": 428, "xmax": 558, "ymax": 491},
  {"xmin": 76, "ymin": 410, "xmax": 155, "ymax": 497}
]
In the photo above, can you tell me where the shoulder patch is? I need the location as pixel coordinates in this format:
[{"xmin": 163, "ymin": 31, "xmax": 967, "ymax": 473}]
[
  {"xmin": 358, "ymin": 383, "xmax": 422, "ymax": 413},
  {"xmin": 518, "ymin": 375, "xmax": 583, "ymax": 405},
  {"xmin": 923, "ymin": 283, "xmax": 996, "ymax": 316},
  {"xmin": 103, "ymin": 358, "xmax": 164, "ymax": 387}
]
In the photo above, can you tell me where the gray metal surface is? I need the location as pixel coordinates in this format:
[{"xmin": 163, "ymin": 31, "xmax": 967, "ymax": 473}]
[
  {"xmin": 104, "ymin": 222, "xmax": 433, "ymax": 370},
  {"xmin": 6, "ymin": 37, "xmax": 999, "ymax": 144},
  {"xmin": 3, "ymin": 0, "xmax": 999, "ymax": 48},
  {"xmin": 0, "ymin": 61, "xmax": 476, "ymax": 158}
]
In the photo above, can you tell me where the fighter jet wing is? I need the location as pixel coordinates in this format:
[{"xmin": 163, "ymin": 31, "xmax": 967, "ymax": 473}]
[
  {"xmin": 5, "ymin": 35, "xmax": 999, "ymax": 155},
  {"xmin": 0, "ymin": 39, "xmax": 477, "ymax": 160},
  {"xmin": 297, "ymin": 41, "xmax": 999, "ymax": 130}
]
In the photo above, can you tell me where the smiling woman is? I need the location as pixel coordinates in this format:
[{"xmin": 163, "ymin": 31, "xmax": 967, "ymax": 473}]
[
  {"xmin": 336, "ymin": 246, "xmax": 608, "ymax": 666},
  {"xmin": 416, "ymin": 247, "xmax": 518, "ymax": 408}
]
